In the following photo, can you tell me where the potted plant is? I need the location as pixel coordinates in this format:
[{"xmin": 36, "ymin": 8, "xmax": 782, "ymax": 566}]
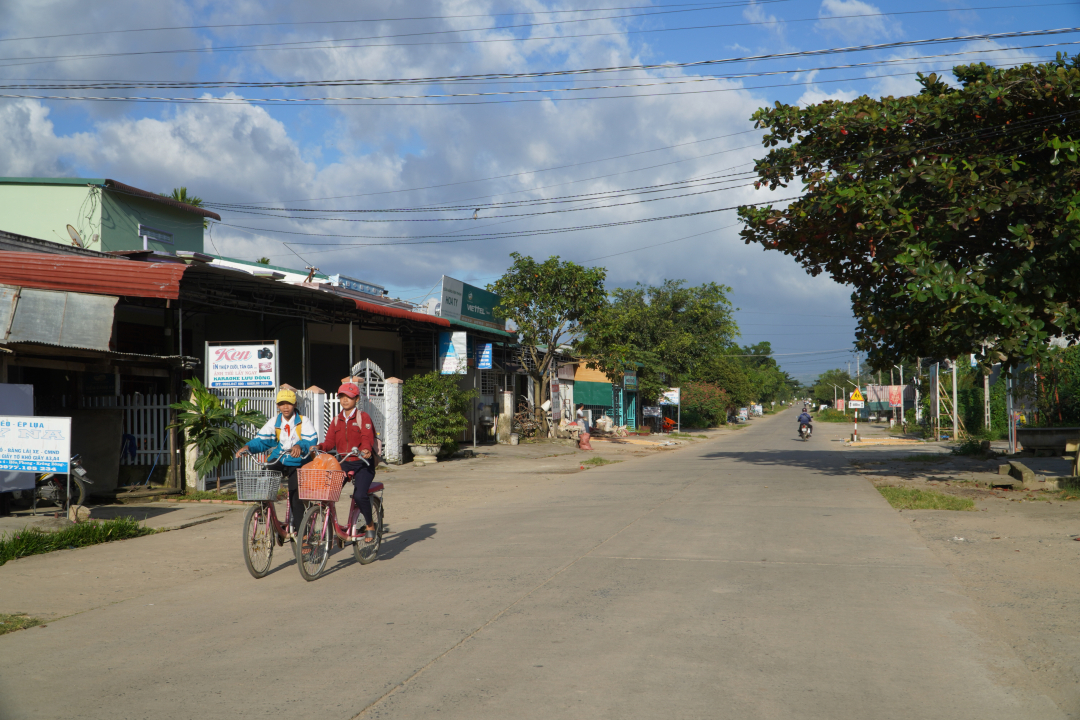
[
  {"xmin": 170, "ymin": 378, "xmax": 267, "ymax": 490},
  {"xmin": 403, "ymin": 371, "xmax": 477, "ymax": 463}
]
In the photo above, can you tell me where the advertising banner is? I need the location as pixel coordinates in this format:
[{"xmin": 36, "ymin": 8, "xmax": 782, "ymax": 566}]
[
  {"xmin": 0, "ymin": 416, "xmax": 71, "ymax": 473},
  {"xmin": 438, "ymin": 331, "xmax": 468, "ymax": 374},
  {"xmin": 205, "ymin": 341, "xmax": 279, "ymax": 388},
  {"xmin": 659, "ymin": 388, "xmax": 681, "ymax": 406},
  {"xmin": 643, "ymin": 406, "xmax": 662, "ymax": 418},
  {"xmin": 836, "ymin": 399, "xmax": 845, "ymax": 412},
  {"xmin": 888, "ymin": 385, "xmax": 904, "ymax": 408},
  {"xmin": 738, "ymin": 407, "xmax": 749, "ymax": 421},
  {"xmin": 477, "ymin": 342, "xmax": 493, "ymax": 370},
  {"xmin": 438, "ymin": 276, "xmax": 506, "ymax": 330}
]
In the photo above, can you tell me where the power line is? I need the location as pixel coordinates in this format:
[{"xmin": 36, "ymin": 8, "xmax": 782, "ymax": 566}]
[
  {"xmin": 0, "ymin": 1, "xmax": 780, "ymax": 44},
  {"xmin": 0, "ymin": 4, "xmax": 1068, "ymax": 68}
]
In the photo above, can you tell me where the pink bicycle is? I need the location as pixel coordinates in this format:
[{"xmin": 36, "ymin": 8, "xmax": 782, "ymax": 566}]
[
  {"xmin": 236, "ymin": 457, "xmax": 298, "ymax": 579},
  {"xmin": 294, "ymin": 450, "xmax": 384, "ymax": 582}
]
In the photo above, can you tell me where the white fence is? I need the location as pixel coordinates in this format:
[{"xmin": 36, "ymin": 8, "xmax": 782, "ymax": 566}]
[{"xmin": 84, "ymin": 394, "xmax": 175, "ymax": 467}]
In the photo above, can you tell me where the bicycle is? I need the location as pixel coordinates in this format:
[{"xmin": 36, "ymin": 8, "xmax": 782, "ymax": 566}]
[
  {"xmin": 294, "ymin": 449, "xmax": 385, "ymax": 582},
  {"xmin": 236, "ymin": 457, "xmax": 300, "ymax": 580}
]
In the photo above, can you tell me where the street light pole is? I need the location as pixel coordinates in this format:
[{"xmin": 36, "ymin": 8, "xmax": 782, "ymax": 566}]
[{"xmin": 894, "ymin": 364, "xmax": 904, "ymax": 431}]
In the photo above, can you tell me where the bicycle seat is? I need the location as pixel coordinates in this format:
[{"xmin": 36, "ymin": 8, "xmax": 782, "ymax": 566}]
[{"xmin": 368, "ymin": 482, "xmax": 384, "ymax": 494}]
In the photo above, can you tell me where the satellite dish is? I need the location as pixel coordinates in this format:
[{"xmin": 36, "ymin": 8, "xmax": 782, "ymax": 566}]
[{"xmin": 66, "ymin": 224, "xmax": 84, "ymax": 248}]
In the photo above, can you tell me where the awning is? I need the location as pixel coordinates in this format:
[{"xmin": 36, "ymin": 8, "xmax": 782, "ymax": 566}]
[
  {"xmin": 448, "ymin": 317, "xmax": 515, "ymax": 338},
  {"xmin": 1, "ymin": 284, "xmax": 116, "ymax": 351},
  {"xmin": 355, "ymin": 299, "xmax": 449, "ymax": 327}
]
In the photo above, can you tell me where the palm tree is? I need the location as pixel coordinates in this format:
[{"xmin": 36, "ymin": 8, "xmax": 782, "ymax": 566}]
[
  {"xmin": 256, "ymin": 257, "xmax": 271, "ymax": 265},
  {"xmin": 167, "ymin": 187, "xmax": 208, "ymax": 228}
]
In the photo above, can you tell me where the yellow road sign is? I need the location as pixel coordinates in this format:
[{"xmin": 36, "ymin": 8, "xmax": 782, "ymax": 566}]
[{"xmin": 849, "ymin": 388, "xmax": 865, "ymax": 402}]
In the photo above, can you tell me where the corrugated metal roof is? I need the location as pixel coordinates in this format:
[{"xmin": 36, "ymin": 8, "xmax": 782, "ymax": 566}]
[
  {"xmin": 0, "ymin": 228, "xmax": 121, "ymax": 259},
  {"xmin": 4, "ymin": 286, "xmax": 117, "ymax": 351},
  {"xmin": 104, "ymin": 180, "xmax": 222, "ymax": 221},
  {"xmin": 0, "ymin": 251, "xmax": 186, "ymax": 299},
  {"xmin": 448, "ymin": 317, "xmax": 514, "ymax": 338},
  {"xmin": 355, "ymin": 298, "xmax": 450, "ymax": 327}
]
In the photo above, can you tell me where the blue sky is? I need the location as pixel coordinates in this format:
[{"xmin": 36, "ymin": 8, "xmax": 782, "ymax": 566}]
[{"xmin": 1, "ymin": 0, "xmax": 1077, "ymax": 382}]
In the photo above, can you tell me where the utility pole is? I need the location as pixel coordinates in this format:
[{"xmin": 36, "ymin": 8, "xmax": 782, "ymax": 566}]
[
  {"xmin": 933, "ymin": 362, "xmax": 940, "ymax": 440},
  {"xmin": 952, "ymin": 359, "xmax": 959, "ymax": 439},
  {"xmin": 1006, "ymin": 372, "xmax": 1015, "ymax": 454},
  {"xmin": 915, "ymin": 358, "xmax": 922, "ymax": 424}
]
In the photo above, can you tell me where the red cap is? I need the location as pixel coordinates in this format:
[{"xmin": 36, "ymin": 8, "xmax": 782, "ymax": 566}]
[{"xmin": 337, "ymin": 382, "xmax": 361, "ymax": 398}]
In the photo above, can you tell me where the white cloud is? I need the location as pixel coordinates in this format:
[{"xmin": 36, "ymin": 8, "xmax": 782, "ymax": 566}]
[{"xmin": 815, "ymin": 0, "xmax": 899, "ymax": 43}]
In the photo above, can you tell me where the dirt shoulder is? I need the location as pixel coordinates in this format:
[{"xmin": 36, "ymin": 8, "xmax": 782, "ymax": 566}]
[{"xmin": 852, "ymin": 451, "xmax": 1080, "ymax": 715}]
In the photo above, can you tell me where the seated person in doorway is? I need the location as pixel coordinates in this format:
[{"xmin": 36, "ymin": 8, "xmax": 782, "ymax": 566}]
[
  {"xmin": 317, "ymin": 382, "xmax": 378, "ymax": 543},
  {"xmin": 797, "ymin": 409, "xmax": 813, "ymax": 436},
  {"xmin": 235, "ymin": 388, "xmax": 317, "ymax": 538}
]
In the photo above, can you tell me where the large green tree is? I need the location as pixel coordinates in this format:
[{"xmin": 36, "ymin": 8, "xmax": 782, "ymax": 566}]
[
  {"xmin": 736, "ymin": 342, "xmax": 799, "ymax": 404},
  {"xmin": 578, "ymin": 280, "xmax": 740, "ymax": 402},
  {"xmin": 489, "ymin": 253, "xmax": 607, "ymax": 420},
  {"xmin": 738, "ymin": 55, "xmax": 1080, "ymax": 371},
  {"xmin": 809, "ymin": 368, "xmax": 853, "ymax": 408}
]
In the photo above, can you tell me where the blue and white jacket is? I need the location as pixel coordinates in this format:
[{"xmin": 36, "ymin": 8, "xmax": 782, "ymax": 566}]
[{"xmin": 244, "ymin": 413, "xmax": 318, "ymax": 467}]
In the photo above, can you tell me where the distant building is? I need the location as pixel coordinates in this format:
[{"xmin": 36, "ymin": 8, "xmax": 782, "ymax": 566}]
[{"xmin": 0, "ymin": 177, "xmax": 219, "ymax": 254}]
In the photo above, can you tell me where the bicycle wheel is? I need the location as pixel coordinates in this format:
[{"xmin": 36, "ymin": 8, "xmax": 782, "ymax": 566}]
[
  {"xmin": 353, "ymin": 496, "xmax": 383, "ymax": 565},
  {"xmin": 242, "ymin": 504, "xmax": 275, "ymax": 579},
  {"xmin": 296, "ymin": 503, "xmax": 331, "ymax": 581}
]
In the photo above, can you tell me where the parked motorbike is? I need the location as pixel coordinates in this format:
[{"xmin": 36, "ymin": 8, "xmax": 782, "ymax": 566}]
[{"xmin": 12, "ymin": 455, "xmax": 93, "ymax": 511}]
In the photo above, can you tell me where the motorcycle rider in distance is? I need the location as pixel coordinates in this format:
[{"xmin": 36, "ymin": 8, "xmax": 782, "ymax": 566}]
[{"xmin": 797, "ymin": 409, "xmax": 813, "ymax": 438}]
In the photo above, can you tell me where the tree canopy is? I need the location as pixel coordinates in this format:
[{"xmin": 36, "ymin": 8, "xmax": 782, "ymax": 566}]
[
  {"xmin": 738, "ymin": 55, "xmax": 1080, "ymax": 371},
  {"xmin": 489, "ymin": 253, "xmax": 607, "ymax": 412},
  {"xmin": 578, "ymin": 280, "xmax": 739, "ymax": 402}
]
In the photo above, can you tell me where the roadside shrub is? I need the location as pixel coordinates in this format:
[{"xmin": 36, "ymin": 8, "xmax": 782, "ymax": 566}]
[
  {"xmin": 403, "ymin": 371, "xmax": 478, "ymax": 456},
  {"xmin": 815, "ymin": 408, "xmax": 852, "ymax": 423},
  {"xmin": 680, "ymin": 382, "xmax": 730, "ymax": 427}
]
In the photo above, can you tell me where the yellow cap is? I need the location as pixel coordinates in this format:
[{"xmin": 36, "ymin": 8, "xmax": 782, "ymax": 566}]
[{"xmin": 275, "ymin": 389, "xmax": 297, "ymax": 405}]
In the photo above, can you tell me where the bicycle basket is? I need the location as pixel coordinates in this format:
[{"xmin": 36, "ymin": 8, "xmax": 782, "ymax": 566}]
[
  {"xmin": 235, "ymin": 469, "xmax": 283, "ymax": 502},
  {"xmin": 297, "ymin": 468, "xmax": 346, "ymax": 501}
]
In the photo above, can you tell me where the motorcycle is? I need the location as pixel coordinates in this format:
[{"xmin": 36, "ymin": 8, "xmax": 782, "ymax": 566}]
[
  {"xmin": 799, "ymin": 423, "xmax": 812, "ymax": 441},
  {"xmin": 12, "ymin": 455, "xmax": 93, "ymax": 512}
]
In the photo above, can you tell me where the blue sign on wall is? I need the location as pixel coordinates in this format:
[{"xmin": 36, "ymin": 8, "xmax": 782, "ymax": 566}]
[{"xmin": 477, "ymin": 342, "xmax": 492, "ymax": 370}]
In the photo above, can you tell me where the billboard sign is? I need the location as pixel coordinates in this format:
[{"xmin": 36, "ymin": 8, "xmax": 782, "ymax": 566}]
[
  {"xmin": 0, "ymin": 416, "xmax": 71, "ymax": 473},
  {"xmin": 643, "ymin": 406, "xmax": 662, "ymax": 418},
  {"xmin": 438, "ymin": 331, "xmax": 468, "ymax": 374},
  {"xmin": 659, "ymin": 388, "xmax": 680, "ymax": 406},
  {"xmin": 438, "ymin": 276, "xmax": 506, "ymax": 330},
  {"xmin": 205, "ymin": 341, "xmax": 279, "ymax": 388}
]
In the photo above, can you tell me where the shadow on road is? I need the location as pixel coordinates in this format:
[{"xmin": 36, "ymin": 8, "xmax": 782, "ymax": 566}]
[
  {"xmin": 700, "ymin": 448, "xmax": 861, "ymax": 477},
  {"xmin": 378, "ymin": 522, "xmax": 437, "ymax": 561}
]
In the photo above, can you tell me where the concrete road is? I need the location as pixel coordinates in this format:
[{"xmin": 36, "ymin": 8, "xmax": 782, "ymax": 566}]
[{"xmin": 0, "ymin": 410, "xmax": 1064, "ymax": 719}]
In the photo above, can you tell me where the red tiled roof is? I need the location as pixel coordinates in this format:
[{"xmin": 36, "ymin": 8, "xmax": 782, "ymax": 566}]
[
  {"xmin": 355, "ymin": 298, "xmax": 449, "ymax": 327},
  {"xmin": 0, "ymin": 251, "xmax": 186, "ymax": 299}
]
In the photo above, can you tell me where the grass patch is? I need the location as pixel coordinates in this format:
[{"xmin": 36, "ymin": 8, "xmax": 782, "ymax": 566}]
[
  {"xmin": 581, "ymin": 457, "xmax": 621, "ymax": 467},
  {"xmin": 950, "ymin": 438, "xmax": 986, "ymax": 456},
  {"xmin": 0, "ymin": 613, "xmax": 43, "ymax": 635},
  {"xmin": 897, "ymin": 454, "xmax": 948, "ymax": 463},
  {"xmin": 815, "ymin": 409, "xmax": 853, "ymax": 423},
  {"xmin": 180, "ymin": 488, "xmax": 286, "ymax": 502},
  {"xmin": 877, "ymin": 487, "xmax": 976, "ymax": 511},
  {"xmin": 0, "ymin": 517, "xmax": 157, "ymax": 566}
]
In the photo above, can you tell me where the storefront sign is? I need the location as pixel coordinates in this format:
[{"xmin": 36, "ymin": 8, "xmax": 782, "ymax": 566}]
[
  {"xmin": 205, "ymin": 341, "xmax": 279, "ymax": 388},
  {"xmin": 0, "ymin": 416, "xmax": 71, "ymax": 473},
  {"xmin": 438, "ymin": 331, "xmax": 468, "ymax": 374},
  {"xmin": 738, "ymin": 407, "xmax": 749, "ymax": 421},
  {"xmin": 477, "ymin": 342, "xmax": 493, "ymax": 370},
  {"xmin": 438, "ymin": 276, "xmax": 506, "ymax": 330},
  {"xmin": 659, "ymin": 388, "xmax": 680, "ymax": 405},
  {"xmin": 623, "ymin": 371, "xmax": 638, "ymax": 390},
  {"xmin": 643, "ymin": 406, "xmax": 662, "ymax": 418}
]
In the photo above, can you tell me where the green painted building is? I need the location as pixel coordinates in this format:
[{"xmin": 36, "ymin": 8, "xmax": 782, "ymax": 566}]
[{"xmin": 0, "ymin": 178, "xmax": 219, "ymax": 254}]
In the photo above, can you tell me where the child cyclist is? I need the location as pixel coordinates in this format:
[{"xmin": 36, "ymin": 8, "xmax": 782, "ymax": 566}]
[
  {"xmin": 234, "ymin": 388, "xmax": 317, "ymax": 538},
  {"xmin": 316, "ymin": 382, "xmax": 378, "ymax": 543}
]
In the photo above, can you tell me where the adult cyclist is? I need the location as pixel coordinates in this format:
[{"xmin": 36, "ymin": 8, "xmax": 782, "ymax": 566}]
[{"xmin": 235, "ymin": 388, "xmax": 317, "ymax": 538}]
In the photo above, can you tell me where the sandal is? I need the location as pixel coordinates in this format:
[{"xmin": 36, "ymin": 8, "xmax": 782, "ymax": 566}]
[{"xmin": 364, "ymin": 528, "xmax": 377, "ymax": 543}]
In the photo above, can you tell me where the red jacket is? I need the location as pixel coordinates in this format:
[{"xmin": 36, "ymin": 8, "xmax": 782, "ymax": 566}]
[{"xmin": 318, "ymin": 409, "xmax": 376, "ymax": 457}]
